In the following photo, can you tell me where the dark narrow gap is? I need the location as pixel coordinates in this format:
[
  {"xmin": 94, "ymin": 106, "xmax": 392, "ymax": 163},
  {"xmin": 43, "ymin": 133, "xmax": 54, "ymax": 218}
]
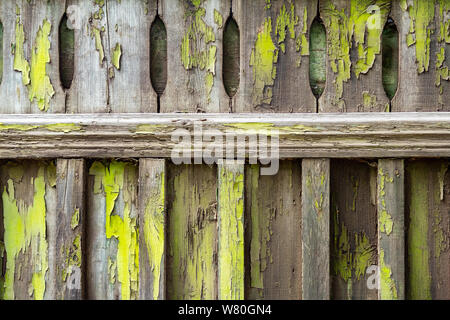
[
  {"xmin": 150, "ymin": 15, "xmax": 167, "ymax": 113},
  {"xmin": 222, "ymin": 12, "xmax": 240, "ymax": 112},
  {"xmin": 382, "ymin": 17, "xmax": 398, "ymax": 109},
  {"xmin": 59, "ymin": 14, "xmax": 74, "ymax": 90},
  {"xmin": 0, "ymin": 21, "xmax": 3, "ymax": 86},
  {"xmin": 309, "ymin": 15, "xmax": 326, "ymax": 112}
]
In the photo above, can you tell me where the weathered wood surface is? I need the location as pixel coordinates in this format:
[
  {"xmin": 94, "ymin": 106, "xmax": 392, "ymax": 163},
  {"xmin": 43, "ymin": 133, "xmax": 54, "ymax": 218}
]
[
  {"xmin": 0, "ymin": 160, "xmax": 56, "ymax": 300},
  {"xmin": 166, "ymin": 164, "xmax": 218, "ymax": 299},
  {"xmin": 330, "ymin": 159, "xmax": 378, "ymax": 300},
  {"xmin": 66, "ymin": 0, "xmax": 157, "ymax": 113},
  {"xmin": 218, "ymin": 163, "xmax": 244, "ymax": 300},
  {"xmin": 319, "ymin": 0, "xmax": 391, "ymax": 112},
  {"xmin": 406, "ymin": 160, "xmax": 450, "ymax": 300},
  {"xmin": 302, "ymin": 159, "xmax": 330, "ymax": 300},
  {"xmin": 159, "ymin": 0, "xmax": 230, "ymax": 112},
  {"xmin": 138, "ymin": 159, "xmax": 166, "ymax": 300},
  {"xmin": 245, "ymin": 161, "xmax": 302, "ymax": 299},
  {"xmin": 377, "ymin": 159, "xmax": 405, "ymax": 300},
  {"xmin": 391, "ymin": 0, "xmax": 450, "ymax": 111},
  {"xmin": 233, "ymin": 0, "xmax": 317, "ymax": 112},
  {"xmin": 86, "ymin": 160, "xmax": 139, "ymax": 300},
  {"xmin": 0, "ymin": 112, "xmax": 449, "ymax": 159},
  {"xmin": 53, "ymin": 159, "xmax": 85, "ymax": 300},
  {"xmin": 0, "ymin": 0, "xmax": 65, "ymax": 113}
]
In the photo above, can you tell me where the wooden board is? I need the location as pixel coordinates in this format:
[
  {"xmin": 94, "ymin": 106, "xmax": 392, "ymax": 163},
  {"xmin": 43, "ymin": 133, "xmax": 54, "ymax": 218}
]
[
  {"xmin": 86, "ymin": 160, "xmax": 139, "ymax": 300},
  {"xmin": 233, "ymin": 0, "xmax": 317, "ymax": 112},
  {"xmin": 138, "ymin": 159, "xmax": 166, "ymax": 300},
  {"xmin": 302, "ymin": 159, "xmax": 330, "ymax": 300},
  {"xmin": 319, "ymin": 0, "xmax": 391, "ymax": 112},
  {"xmin": 159, "ymin": 0, "xmax": 230, "ymax": 112},
  {"xmin": 330, "ymin": 159, "xmax": 378, "ymax": 300},
  {"xmin": 245, "ymin": 161, "xmax": 302, "ymax": 299},
  {"xmin": 53, "ymin": 159, "xmax": 86, "ymax": 300},
  {"xmin": 377, "ymin": 159, "xmax": 405, "ymax": 300},
  {"xmin": 166, "ymin": 163, "xmax": 218, "ymax": 299},
  {"xmin": 0, "ymin": 0, "xmax": 65, "ymax": 113},
  {"xmin": 406, "ymin": 159, "xmax": 450, "ymax": 300},
  {"xmin": 0, "ymin": 160, "xmax": 56, "ymax": 300},
  {"xmin": 391, "ymin": 0, "xmax": 450, "ymax": 111}
]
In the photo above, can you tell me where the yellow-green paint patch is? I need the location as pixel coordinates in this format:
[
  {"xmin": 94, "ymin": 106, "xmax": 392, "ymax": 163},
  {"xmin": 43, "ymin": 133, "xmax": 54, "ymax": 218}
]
[
  {"xmin": 91, "ymin": 27, "xmax": 105, "ymax": 65},
  {"xmin": 214, "ymin": 9, "xmax": 223, "ymax": 28},
  {"xmin": 89, "ymin": 161, "xmax": 139, "ymax": 300},
  {"xmin": 71, "ymin": 208, "xmax": 80, "ymax": 230},
  {"xmin": 379, "ymin": 249, "xmax": 398, "ymax": 299},
  {"xmin": 112, "ymin": 43, "xmax": 122, "ymax": 70},
  {"xmin": 14, "ymin": 16, "xmax": 30, "ymax": 86},
  {"xmin": 44, "ymin": 123, "xmax": 83, "ymax": 133}
]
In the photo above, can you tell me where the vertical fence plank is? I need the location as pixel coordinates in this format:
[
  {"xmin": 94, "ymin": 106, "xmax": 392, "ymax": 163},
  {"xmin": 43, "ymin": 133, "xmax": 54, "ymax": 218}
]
[
  {"xmin": 0, "ymin": 0, "xmax": 65, "ymax": 113},
  {"xmin": 406, "ymin": 160, "xmax": 450, "ymax": 300},
  {"xmin": 86, "ymin": 160, "xmax": 139, "ymax": 300},
  {"xmin": 302, "ymin": 159, "xmax": 330, "ymax": 300},
  {"xmin": 167, "ymin": 164, "xmax": 218, "ymax": 300},
  {"xmin": 245, "ymin": 161, "xmax": 302, "ymax": 300},
  {"xmin": 218, "ymin": 163, "xmax": 244, "ymax": 300},
  {"xmin": 159, "ymin": 0, "xmax": 230, "ymax": 112},
  {"xmin": 234, "ymin": 0, "xmax": 317, "ymax": 112},
  {"xmin": 377, "ymin": 159, "xmax": 405, "ymax": 300},
  {"xmin": 138, "ymin": 159, "xmax": 166, "ymax": 300},
  {"xmin": 391, "ymin": 0, "xmax": 450, "ymax": 111},
  {"xmin": 52, "ymin": 159, "xmax": 85, "ymax": 300},
  {"xmin": 105, "ymin": 0, "xmax": 157, "ymax": 112},
  {"xmin": 0, "ymin": 161, "xmax": 57, "ymax": 300},
  {"xmin": 319, "ymin": 0, "xmax": 390, "ymax": 112},
  {"xmin": 330, "ymin": 160, "xmax": 378, "ymax": 300}
]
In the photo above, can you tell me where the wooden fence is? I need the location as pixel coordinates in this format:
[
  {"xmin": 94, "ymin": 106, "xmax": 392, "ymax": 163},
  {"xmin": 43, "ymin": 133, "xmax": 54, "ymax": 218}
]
[{"xmin": 0, "ymin": 0, "xmax": 449, "ymax": 300}]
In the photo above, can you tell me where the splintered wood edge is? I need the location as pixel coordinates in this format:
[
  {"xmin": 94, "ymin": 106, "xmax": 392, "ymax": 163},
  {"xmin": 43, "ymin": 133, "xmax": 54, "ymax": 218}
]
[{"xmin": 0, "ymin": 112, "xmax": 449, "ymax": 159}]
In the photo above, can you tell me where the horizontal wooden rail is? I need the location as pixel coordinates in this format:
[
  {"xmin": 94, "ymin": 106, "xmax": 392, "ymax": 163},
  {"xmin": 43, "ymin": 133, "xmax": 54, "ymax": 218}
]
[{"xmin": 0, "ymin": 112, "xmax": 449, "ymax": 159}]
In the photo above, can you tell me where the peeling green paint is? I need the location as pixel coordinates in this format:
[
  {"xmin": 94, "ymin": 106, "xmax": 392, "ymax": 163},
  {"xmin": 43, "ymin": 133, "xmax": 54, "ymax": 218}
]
[
  {"xmin": 91, "ymin": 27, "xmax": 105, "ymax": 65},
  {"xmin": 354, "ymin": 233, "xmax": 376, "ymax": 281},
  {"xmin": 435, "ymin": 0, "xmax": 450, "ymax": 96},
  {"xmin": 143, "ymin": 171, "xmax": 165, "ymax": 300},
  {"xmin": 1, "ymin": 163, "xmax": 49, "ymax": 300},
  {"xmin": 89, "ymin": 161, "xmax": 139, "ymax": 300},
  {"xmin": 401, "ymin": 0, "xmax": 435, "ymax": 73},
  {"xmin": 14, "ymin": 15, "xmax": 30, "ymax": 86},
  {"xmin": 112, "ymin": 43, "xmax": 122, "ymax": 70},
  {"xmin": 218, "ymin": 166, "xmax": 244, "ymax": 300},
  {"xmin": 0, "ymin": 123, "xmax": 82, "ymax": 133},
  {"xmin": 61, "ymin": 234, "xmax": 82, "ymax": 284},
  {"xmin": 214, "ymin": 9, "xmax": 223, "ymax": 28},
  {"xmin": 379, "ymin": 248, "xmax": 398, "ymax": 299},
  {"xmin": 71, "ymin": 208, "xmax": 80, "ymax": 230},
  {"xmin": 378, "ymin": 167, "xmax": 394, "ymax": 235},
  {"xmin": 29, "ymin": 19, "xmax": 54, "ymax": 112}
]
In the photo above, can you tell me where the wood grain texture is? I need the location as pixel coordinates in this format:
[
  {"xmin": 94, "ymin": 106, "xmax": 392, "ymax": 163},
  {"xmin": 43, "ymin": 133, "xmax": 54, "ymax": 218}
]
[
  {"xmin": 138, "ymin": 159, "xmax": 166, "ymax": 300},
  {"xmin": 0, "ymin": 160, "xmax": 57, "ymax": 300},
  {"xmin": 302, "ymin": 158, "xmax": 330, "ymax": 300},
  {"xmin": 218, "ymin": 163, "xmax": 244, "ymax": 300},
  {"xmin": 377, "ymin": 159, "xmax": 405, "ymax": 300},
  {"xmin": 245, "ymin": 161, "xmax": 302, "ymax": 300},
  {"xmin": 406, "ymin": 159, "xmax": 450, "ymax": 300},
  {"xmin": 391, "ymin": 0, "xmax": 450, "ymax": 112},
  {"xmin": 0, "ymin": 112, "xmax": 449, "ymax": 159},
  {"xmin": 319, "ymin": 0, "xmax": 390, "ymax": 112},
  {"xmin": 86, "ymin": 160, "xmax": 139, "ymax": 300},
  {"xmin": 330, "ymin": 159, "xmax": 378, "ymax": 300},
  {"xmin": 0, "ymin": 0, "xmax": 65, "ymax": 113},
  {"xmin": 233, "ymin": 0, "xmax": 317, "ymax": 112},
  {"xmin": 166, "ymin": 163, "xmax": 218, "ymax": 299},
  {"xmin": 52, "ymin": 159, "xmax": 85, "ymax": 300},
  {"xmin": 159, "ymin": 0, "xmax": 230, "ymax": 112}
]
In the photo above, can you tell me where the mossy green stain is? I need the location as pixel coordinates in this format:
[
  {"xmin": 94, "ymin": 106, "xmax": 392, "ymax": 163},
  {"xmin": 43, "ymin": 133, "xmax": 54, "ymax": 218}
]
[
  {"xmin": 29, "ymin": 19, "xmax": 54, "ymax": 112},
  {"xmin": 89, "ymin": 161, "xmax": 139, "ymax": 300},
  {"xmin": 1, "ymin": 164, "xmax": 49, "ymax": 300},
  {"xmin": 143, "ymin": 171, "xmax": 165, "ymax": 300},
  {"xmin": 218, "ymin": 167, "xmax": 244, "ymax": 300}
]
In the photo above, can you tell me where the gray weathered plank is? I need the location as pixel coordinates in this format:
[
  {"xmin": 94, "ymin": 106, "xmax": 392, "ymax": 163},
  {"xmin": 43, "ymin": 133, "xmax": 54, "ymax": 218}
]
[
  {"xmin": 302, "ymin": 158, "xmax": 330, "ymax": 300},
  {"xmin": 377, "ymin": 159, "xmax": 405, "ymax": 300},
  {"xmin": 52, "ymin": 159, "xmax": 86, "ymax": 300},
  {"xmin": 138, "ymin": 159, "xmax": 166, "ymax": 300},
  {"xmin": 86, "ymin": 160, "xmax": 139, "ymax": 300},
  {"xmin": 233, "ymin": 0, "xmax": 317, "ymax": 112},
  {"xmin": 159, "ymin": 0, "xmax": 230, "ymax": 112},
  {"xmin": 245, "ymin": 161, "xmax": 302, "ymax": 299},
  {"xmin": 0, "ymin": 0, "xmax": 65, "ymax": 113},
  {"xmin": 218, "ymin": 162, "xmax": 244, "ymax": 300}
]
